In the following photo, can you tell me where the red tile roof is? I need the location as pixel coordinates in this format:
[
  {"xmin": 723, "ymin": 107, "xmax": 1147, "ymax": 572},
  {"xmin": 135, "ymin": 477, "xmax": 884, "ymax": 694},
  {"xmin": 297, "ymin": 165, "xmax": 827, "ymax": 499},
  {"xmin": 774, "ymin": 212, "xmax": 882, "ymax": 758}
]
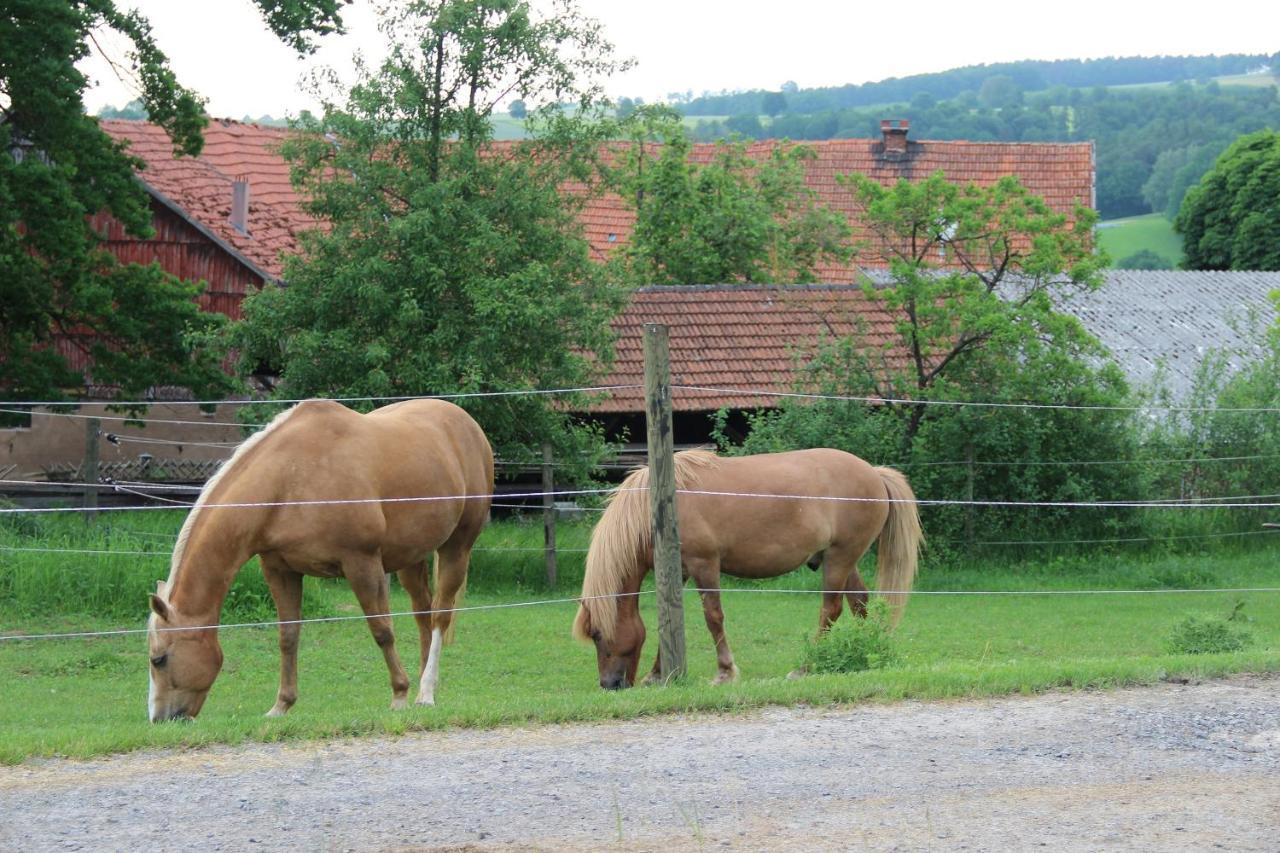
[
  {"xmin": 594, "ymin": 284, "xmax": 900, "ymax": 413},
  {"xmin": 101, "ymin": 118, "xmax": 316, "ymax": 279},
  {"xmin": 100, "ymin": 119, "xmax": 1094, "ymax": 283}
]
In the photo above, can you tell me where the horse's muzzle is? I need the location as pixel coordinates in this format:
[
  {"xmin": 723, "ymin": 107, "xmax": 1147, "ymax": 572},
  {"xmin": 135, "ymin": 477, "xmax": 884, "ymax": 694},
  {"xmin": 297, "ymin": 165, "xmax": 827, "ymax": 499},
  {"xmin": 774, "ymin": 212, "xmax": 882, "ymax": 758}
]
[
  {"xmin": 600, "ymin": 674, "xmax": 631, "ymax": 691},
  {"xmin": 150, "ymin": 707, "xmax": 192, "ymax": 723}
]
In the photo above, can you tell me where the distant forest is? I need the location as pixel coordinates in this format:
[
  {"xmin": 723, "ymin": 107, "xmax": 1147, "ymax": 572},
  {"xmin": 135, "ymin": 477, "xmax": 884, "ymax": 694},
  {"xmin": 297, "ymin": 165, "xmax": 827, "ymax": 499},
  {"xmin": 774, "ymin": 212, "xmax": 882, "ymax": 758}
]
[
  {"xmin": 681, "ymin": 54, "xmax": 1268, "ymax": 115},
  {"xmin": 679, "ymin": 54, "xmax": 1279, "ymax": 220}
]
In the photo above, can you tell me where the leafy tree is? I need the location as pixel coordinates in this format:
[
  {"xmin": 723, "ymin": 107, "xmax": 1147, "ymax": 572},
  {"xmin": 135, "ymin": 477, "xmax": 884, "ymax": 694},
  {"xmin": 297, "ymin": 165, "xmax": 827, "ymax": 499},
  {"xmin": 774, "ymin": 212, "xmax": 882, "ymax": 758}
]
[
  {"xmin": 508, "ymin": 98, "xmax": 527, "ymax": 119},
  {"xmin": 761, "ymin": 90, "xmax": 787, "ymax": 117},
  {"xmin": 978, "ymin": 75, "xmax": 1022, "ymax": 110},
  {"xmin": 97, "ymin": 99, "xmax": 148, "ymax": 120},
  {"xmin": 231, "ymin": 0, "xmax": 628, "ymax": 474},
  {"xmin": 0, "ymin": 1, "xmax": 341, "ymax": 406},
  {"xmin": 1115, "ymin": 249, "xmax": 1172, "ymax": 270},
  {"xmin": 729, "ymin": 173, "xmax": 1136, "ymax": 545},
  {"xmin": 723, "ymin": 112, "xmax": 764, "ymax": 139},
  {"xmin": 615, "ymin": 95, "xmax": 642, "ymax": 119},
  {"xmin": 611, "ymin": 107, "xmax": 850, "ymax": 285},
  {"xmin": 1176, "ymin": 130, "xmax": 1280, "ymax": 270},
  {"xmin": 1138, "ymin": 293, "xmax": 1279, "ymax": 525}
]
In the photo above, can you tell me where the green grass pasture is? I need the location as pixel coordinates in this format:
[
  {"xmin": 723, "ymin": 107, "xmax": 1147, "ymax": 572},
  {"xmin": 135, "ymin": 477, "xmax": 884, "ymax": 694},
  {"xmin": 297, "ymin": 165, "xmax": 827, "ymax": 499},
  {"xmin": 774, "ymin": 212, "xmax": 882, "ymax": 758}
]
[
  {"xmin": 1, "ymin": 512, "xmax": 1277, "ymax": 762},
  {"xmin": 1097, "ymin": 213, "xmax": 1184, "ymax": 267}
]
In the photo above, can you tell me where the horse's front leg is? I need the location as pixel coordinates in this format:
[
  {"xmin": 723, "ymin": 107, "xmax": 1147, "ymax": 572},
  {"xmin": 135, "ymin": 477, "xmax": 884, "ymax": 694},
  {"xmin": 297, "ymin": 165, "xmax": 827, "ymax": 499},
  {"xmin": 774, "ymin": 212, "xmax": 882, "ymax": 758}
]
[
  {"xmin": 261, "ymin": 555, "xmax": 303, "ymax": 717},
  {"xmin": 346, "ymin": 554, "xmax": 411, "ymax": 710}
]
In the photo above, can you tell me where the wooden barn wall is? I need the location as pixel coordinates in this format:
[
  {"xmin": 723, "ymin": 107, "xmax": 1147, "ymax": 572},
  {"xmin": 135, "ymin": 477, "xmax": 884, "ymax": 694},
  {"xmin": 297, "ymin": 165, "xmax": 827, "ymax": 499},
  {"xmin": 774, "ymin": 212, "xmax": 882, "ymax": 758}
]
[{"xmin": 89, "ymin": 200, "xmax": 264, "ymax": 320}]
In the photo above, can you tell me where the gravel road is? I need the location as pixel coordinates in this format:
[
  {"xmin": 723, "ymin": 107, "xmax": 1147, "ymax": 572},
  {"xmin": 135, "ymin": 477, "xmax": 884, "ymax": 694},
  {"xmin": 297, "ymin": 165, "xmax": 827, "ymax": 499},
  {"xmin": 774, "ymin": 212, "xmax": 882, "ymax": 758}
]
[{"xmin": 2, "ymin": 674, "xmax": 1278, "ymax": 852}]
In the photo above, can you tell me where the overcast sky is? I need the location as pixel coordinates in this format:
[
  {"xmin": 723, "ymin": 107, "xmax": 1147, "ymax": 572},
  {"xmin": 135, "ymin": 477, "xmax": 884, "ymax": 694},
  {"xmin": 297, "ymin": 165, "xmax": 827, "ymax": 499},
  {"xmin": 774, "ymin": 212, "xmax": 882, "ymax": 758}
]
[{"xmin": 80, "ymin": 0, "xmax": 1277, "ymax": 119}]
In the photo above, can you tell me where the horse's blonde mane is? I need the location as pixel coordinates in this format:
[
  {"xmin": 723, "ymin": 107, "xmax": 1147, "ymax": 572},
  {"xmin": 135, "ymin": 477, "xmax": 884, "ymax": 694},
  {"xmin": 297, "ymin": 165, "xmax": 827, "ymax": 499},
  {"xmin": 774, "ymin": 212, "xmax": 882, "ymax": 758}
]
[
  {"xmin": 165, "ymin": 404, "xmax": 301, "ymax": 592},
  {"xmin": 573, "ymin": 449, "xmax": 720, "ymax": 643}
]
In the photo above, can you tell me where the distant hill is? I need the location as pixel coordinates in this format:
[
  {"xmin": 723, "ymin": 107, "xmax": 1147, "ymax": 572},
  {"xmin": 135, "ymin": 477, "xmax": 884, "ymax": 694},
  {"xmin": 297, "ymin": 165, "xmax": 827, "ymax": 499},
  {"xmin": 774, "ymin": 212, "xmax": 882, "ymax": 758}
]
[{"xmin": 681, "ymin": 54, "xmax": 1271, "ymax": 116}]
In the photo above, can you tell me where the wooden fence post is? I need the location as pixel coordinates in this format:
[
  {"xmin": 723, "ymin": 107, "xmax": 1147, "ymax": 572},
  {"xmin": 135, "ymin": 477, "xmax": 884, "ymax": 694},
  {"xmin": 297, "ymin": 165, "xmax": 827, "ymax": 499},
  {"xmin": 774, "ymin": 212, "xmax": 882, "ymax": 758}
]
[
  {"xmin": 542, "ymin": 441, "xmax": 557, "ymax": 587},
  {"xmin": 643, "ymin": 323, "xmax": 686, "ymax": 683},
  {"xmin": 82, "ymin": 416, "xmax": 100, "ymax": 520}
]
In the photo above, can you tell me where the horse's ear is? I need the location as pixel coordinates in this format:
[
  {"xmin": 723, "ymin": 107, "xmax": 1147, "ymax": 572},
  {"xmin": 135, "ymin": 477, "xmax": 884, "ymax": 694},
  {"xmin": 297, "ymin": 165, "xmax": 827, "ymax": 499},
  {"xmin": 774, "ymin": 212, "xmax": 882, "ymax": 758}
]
[{"xmin": 150, "ymin": 593, "xmax": 173, "ymax": 622}]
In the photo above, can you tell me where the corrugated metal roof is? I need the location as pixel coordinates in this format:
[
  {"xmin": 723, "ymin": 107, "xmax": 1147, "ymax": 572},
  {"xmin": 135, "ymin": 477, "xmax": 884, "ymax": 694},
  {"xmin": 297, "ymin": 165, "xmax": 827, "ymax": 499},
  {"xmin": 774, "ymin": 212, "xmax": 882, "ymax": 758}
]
[{"xmin": 592, "ymin": 272, "xmax": 1280, "ymax": 412}]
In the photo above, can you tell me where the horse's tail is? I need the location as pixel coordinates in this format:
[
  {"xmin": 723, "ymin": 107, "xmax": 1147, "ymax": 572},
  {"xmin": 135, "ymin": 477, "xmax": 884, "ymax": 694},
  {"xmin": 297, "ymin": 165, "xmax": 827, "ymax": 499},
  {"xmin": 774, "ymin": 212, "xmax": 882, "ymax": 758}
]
[
  {"xmin": 873, "ymin": 466, "xmax": 923, "ymax": 625},
  {"xmin": 433, "ymin": 550, "xmax": 466, "ymax": 644},
  {"xmin": 573, "ymin": 450, "xmax": 719, "ymax": 643}
]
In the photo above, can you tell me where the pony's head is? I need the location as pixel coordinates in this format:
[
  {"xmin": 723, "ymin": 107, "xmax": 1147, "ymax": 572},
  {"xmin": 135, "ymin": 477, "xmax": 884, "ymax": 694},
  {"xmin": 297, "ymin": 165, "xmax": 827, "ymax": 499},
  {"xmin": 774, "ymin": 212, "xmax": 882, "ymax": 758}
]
[
  {"xmin": 146, "ymin": 582, "xmax": 223, "ymax": 722},
  {"xmin": 573, "ymin": 600, "xmax": 645, "ymax": 690}
]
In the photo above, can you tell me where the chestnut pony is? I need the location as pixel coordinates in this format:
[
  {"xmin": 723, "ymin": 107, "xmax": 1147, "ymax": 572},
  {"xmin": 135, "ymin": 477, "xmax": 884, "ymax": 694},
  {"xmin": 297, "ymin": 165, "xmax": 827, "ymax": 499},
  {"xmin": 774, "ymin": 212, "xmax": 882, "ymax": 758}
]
[
  {"xmin": 147, "ymin": 399, "xmax": 492, "ymax": 721},
  {"xmin": 573, "ymin": 449, "xmax": 922, "ymax": 689}
]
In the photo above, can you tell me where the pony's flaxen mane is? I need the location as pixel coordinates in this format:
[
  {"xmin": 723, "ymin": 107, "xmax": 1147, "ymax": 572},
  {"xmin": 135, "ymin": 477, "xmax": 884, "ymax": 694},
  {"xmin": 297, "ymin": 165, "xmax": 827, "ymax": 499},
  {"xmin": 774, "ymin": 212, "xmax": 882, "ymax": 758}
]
[
  {"xmin": 164, "ymin": 404, "xmax": 302, "ymax": 592},
  {"xmin": 573, "ymin": 449, "xmax": 720, "ymax": 643}
]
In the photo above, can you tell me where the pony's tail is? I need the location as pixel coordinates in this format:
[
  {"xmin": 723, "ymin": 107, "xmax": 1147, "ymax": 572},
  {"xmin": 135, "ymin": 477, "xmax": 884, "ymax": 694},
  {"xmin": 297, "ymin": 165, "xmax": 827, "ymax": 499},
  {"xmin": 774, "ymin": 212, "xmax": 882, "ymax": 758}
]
[
  {"xmin": 874, "ymin": 466, "xmax": 923, "ymax": 626},
  {"xmin": 432, "ymin": 550, "xmax": 466, "ymax": 644}
]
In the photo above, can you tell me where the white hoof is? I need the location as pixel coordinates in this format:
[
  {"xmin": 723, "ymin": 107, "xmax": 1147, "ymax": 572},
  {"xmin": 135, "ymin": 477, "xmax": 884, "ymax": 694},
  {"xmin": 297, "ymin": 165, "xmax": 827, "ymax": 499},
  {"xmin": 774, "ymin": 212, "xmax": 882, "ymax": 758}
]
[
  {"xmin": 390, "ymin": 695, "xmax": 408, "ymax": 711},
  {"xmin": 786, "ymin": 667, "xmax": 808, "ymax": 681},
  {"xmin": 415, "ymin": 693, "xmax": 435, "ymax": 707},
  {"xmin": 265, "ymin": 703, "xmax": 290, "ymax": 717}
]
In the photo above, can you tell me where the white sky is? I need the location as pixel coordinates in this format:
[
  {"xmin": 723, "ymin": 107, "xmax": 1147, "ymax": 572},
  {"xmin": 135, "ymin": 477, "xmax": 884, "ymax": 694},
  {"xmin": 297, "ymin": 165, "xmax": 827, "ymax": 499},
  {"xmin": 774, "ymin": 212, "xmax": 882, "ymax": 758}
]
[{"xmin": 80, "ymin": 0, "xmax": 1277, "ymax": 119}]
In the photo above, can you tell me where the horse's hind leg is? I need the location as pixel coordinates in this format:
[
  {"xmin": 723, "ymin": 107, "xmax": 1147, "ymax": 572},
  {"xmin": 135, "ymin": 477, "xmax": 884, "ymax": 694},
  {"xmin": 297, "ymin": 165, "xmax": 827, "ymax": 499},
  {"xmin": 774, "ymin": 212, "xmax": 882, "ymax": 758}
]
[
  {"xmin": 262, "ymin": 555, "xmax": 303, "ymax": 717},
  {"xmin": 417, "ymin": 541, "xmax": 470, "ymax": 706},
  {"xmin": 699, "ymin": 587, "xmax": 739, "ymax": 685},
  {"xmin": 398, "ymin": 559, "xmax": 433, "ymax": 679},
  {"xmin": 845, "ymin": 569, "xmax": 870, "ymax": 618},
  {"xmin": 346, "ymin": 553, "xmax": 412, "ymax": 710}
]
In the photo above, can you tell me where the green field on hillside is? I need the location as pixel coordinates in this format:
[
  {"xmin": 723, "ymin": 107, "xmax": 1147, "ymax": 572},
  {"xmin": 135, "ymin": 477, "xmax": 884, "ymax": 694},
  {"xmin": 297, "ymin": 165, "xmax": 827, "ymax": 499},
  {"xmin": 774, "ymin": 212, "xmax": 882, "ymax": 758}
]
[{"xmin": 1097, "ymin": 213, "xmax": 1185, "ymax": 268}]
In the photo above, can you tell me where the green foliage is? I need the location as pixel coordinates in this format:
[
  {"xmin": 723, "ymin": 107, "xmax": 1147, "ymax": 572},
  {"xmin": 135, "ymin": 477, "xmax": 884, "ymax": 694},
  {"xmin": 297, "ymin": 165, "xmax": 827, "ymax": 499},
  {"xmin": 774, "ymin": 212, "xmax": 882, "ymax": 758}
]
[
  {"xmin": 0, "ymin": 510, "xmax": 329, "ymax": 621},
  {"xmin": 508, "ymin": 98, "xmax": 527, "ymax": 119},
  {"xmin": 612, "ymin": 108, "xmax": 850, "ymax": 285},
  {"xmin": 732, "ymin": 172, "xmax": 1140, "ymax": 546},
  {"xmin": 800, "ymin": 600, "xmax": 901, "ymax": 674},
  {"xmin": 0, "ymin": 0, "xmax": 348, "ymax": 407},
  {"xmin": 231, "ymin": 0, "xmax": 628, "ymax": 476},
  {"xmin": 1165, "ymin": 612, "xmax": 1253, "ymax": 655},
  {"xmin": 1138, "ymin": 296, "xmax": 1280, "ymax": 528},
  {"xmin": 1176, "ymin": 130, "xmax": 1280, "ymax": 270},
  {"xmin": 1115, "ymin": 249, "xmax": 1173, "ymax": 270},
  {"xmin": 680, "ymin": 55, "xmax": 1268, "ymax": 117}
]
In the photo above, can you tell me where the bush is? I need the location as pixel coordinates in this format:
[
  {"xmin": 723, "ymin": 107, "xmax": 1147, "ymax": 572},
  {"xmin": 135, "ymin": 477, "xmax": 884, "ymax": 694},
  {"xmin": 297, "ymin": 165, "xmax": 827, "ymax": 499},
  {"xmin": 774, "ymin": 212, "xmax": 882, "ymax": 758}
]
[
  {"xmin": 1115, "ymin": 249, "xmax": 1172, "ymax": 270},
  {"xmin": 799, "ymin": 599, "xmax": 901, "ymax": 673},
  {"xmin": 1165, "ymin": 612, "xmax": 1253, "ymax": 655}
]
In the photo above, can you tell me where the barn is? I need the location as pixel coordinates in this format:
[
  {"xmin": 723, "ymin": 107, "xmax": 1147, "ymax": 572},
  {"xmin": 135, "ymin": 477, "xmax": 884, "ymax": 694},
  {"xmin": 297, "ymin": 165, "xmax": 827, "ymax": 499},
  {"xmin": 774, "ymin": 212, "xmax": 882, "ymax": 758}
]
[{"xmin": 4, "ymin": 117, "xmax": 1101, "ymax": 481}]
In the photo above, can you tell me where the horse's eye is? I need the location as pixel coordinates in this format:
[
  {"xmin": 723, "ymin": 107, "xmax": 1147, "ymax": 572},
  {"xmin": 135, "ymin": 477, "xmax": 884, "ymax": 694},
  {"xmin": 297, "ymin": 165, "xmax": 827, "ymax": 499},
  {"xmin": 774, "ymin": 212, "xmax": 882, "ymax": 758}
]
[
  {"xmin": 590, "ymin": 630, "xmax": 602, "ymax": 642},
  {"xmin": 150, "ymin": 653, "xmax": 168, "ymax": 668}
]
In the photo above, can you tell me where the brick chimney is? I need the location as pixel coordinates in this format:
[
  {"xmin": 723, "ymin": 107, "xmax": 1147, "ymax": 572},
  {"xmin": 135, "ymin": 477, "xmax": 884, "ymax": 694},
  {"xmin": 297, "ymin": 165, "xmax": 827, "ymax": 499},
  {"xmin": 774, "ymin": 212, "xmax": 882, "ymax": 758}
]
[
  {"xmin": 230, "ymin": 177, "xmax": 250, "ymax": 235},
  {"xmin": 880, "ymin": 119, "xmax": 910, "ymax": 157}
]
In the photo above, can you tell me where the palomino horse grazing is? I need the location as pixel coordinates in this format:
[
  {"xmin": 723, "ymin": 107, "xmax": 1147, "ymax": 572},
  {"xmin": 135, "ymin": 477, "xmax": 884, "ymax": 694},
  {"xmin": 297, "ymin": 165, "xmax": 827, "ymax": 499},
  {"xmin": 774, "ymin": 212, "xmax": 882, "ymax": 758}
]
[
  {"xmin": 573, "ymin": 449, "xmax": 922, "ymax": 689},
  {"xmin": 146, "ymin": 399, "xmax": 493, "ymax": 721}
]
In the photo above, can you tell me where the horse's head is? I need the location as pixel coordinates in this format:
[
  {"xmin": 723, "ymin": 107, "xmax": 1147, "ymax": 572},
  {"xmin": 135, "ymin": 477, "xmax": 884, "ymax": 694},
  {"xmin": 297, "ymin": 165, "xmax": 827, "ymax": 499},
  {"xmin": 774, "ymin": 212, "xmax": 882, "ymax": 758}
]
[
  {"xmin": 146, "ymin": 583, "xmax": 223, "ymax": 722},
  {"xmin": 574, "ymin": 601, "xmax": 645, "ymax": 690}
]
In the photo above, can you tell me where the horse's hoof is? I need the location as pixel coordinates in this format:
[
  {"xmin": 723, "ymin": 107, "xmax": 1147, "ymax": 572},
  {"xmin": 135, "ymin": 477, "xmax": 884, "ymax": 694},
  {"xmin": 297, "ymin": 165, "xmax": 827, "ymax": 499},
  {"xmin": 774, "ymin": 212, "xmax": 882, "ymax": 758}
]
[
  {"xmin": 641, "ymin": 672, "xmax": 661, "ymax": 687},
  {"xmin": 711, "ymin": 666, "xmax": 740, "ymax": 686},
  {"xmin": 265, "ymin": 702, "xmax": 291, "ymax": 717},
  {"xmin": 786, "ymin": 667, "xmax": 808, "ymax": 680},
  {"xmin": 390, "ymin": 696, "xmax": 408, "ymax": 711},
  {"xmin": 415, "ymin": 694, "xmax": 435, "ymax": 707}
]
